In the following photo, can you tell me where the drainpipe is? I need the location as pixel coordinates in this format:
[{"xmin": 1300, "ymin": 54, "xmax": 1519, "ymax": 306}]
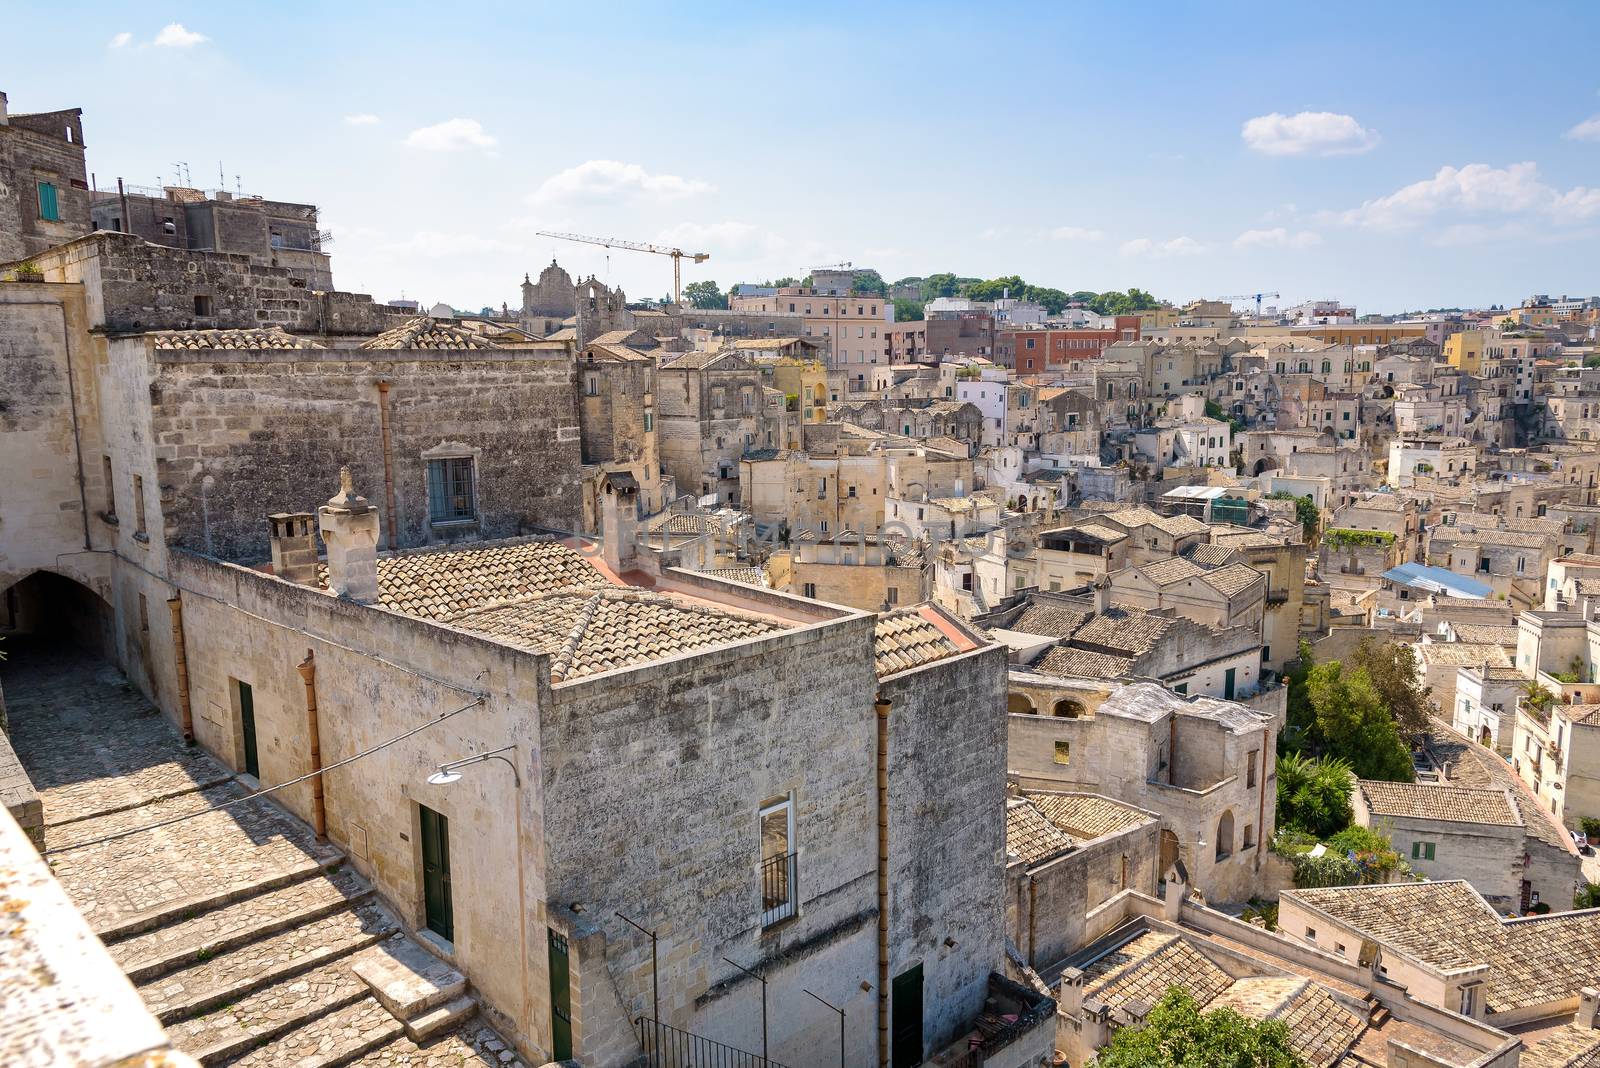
[
  {"xmin": 297, "ymin": 649, "xmax": 326, "ymax": 839},
  {"xmin": 875, "ymin": 694, "xmax": 892, "ymax": 1068},
  {"xmin": 1255, "ymin": 727, "xmax": 1269, "ymax": 873},
  {"xmin": 166, "ymin": 596, "xmax": 195, "ymax": 744},
  {"xmin": 376, "ymin": 381, "xmax": 399, "ymax": 550},
  {"xmin": 1026, "ymin": 875, "xmax": 1038, "ymax": 967}
]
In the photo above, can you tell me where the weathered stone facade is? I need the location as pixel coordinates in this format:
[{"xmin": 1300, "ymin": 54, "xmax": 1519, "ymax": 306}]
[{"xmin": 0, "ymin": 93, "xmax": 90, "ymax": 262}]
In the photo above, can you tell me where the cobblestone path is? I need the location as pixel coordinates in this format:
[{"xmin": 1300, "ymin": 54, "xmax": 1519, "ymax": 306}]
[{"xmin": 4, "ymin": 644, "xmax": 529, "ymax": 1067}]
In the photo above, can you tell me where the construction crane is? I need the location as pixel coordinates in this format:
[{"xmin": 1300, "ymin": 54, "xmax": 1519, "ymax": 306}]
[
  {"xmin": 536, "ymin": 231, "xmax": 709, "ymax": 305},
  {"xmin": 1217, "ymin": 291, "xmax": 1281, "ymax": 319},
  {"xmin": 809, "ymin": 261, "xmax": 853, "ymax": 271}
]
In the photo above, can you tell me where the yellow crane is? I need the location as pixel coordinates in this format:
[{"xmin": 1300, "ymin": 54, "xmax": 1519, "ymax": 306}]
[{"xmin": 536, "ymin": 231, "xmax": 710, "ymax": 305}]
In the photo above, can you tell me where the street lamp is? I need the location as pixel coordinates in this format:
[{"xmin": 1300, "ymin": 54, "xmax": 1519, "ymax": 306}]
[
  {"xmin": 425, "ymin": 744, "xmax": 526, "ymax": 1035},
  {"xmin": 803, "ymin": 988, "xmax": 845, "ymax": 1068}
]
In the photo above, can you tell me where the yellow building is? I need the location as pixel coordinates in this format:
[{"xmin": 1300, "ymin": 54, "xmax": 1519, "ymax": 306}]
[
  {"xmin": 1443, "ymin": 329, "xmax": 1485, "ymax": 375},
  {"xmin": 771, "ymin": 356, "xmax": 830, "ymax": 427},
  {"xmin": 1291, "ymin": 324, "xmax": 1425, "ymax": 346}
]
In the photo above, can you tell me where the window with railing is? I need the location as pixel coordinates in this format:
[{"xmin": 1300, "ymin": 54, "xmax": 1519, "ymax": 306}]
[
  {"xmin": 759, "ymin": 798, "xmax": 797, "ymax": 927},
  {"xmin": 427, "ymin": 456, "xmax": 477, "ymax": 523}
]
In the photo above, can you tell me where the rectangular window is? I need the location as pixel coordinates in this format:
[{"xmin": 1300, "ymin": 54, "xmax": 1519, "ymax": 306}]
[
  {"xmin": 427, "ymin": 457, "xmax": 477, "ymax": 523},
  {"xmin": 585, "ymin": 373, "xmax": 599, "ymax": 396},
  {"xmin": 1247, "ymin": 750, "xmax": 1258, "ymax": 788},
  {"xmin": 643, "ymin": 411, "xmax": 654, "ymax": 432},
  {"xmin": 1305, "ymin": 927, "xmax": 1317, "ymax": 941},
  {"xmin": 37, "ymin": 181, "xmax": 60, "ymax": 221},
  {"xmin": 760, "ymin": 797, "xmax": 797, "ymax": 927},
  {"xmin": 102, "ymin": 456, "xmax": 116, "ymax": 518},
  {"xmin": 1053, "ymin": 740, "xmax": 1071, "ymax": 765},
  {"xmin": 193, "ymin": 294, "xmax": 212, "ymax": 317},
  {"xmin": 886, "ymin": 587, "xmax": 899, "ymax": 604},
  {"xmin": 133, "ymin": 474, "xmax": 147, "ymax": 535},
  {"xmin": 1411, "ymin": 841, "xmax": 1436, "ymax": 861},
  {"xmin": 802, "ymin": 582, "xmax": 816, "ymax": 598}
]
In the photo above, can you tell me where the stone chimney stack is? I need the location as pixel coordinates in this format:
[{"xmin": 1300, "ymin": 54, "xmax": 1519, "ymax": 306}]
[
  {"xmin": 1579, "ymin": 987, "xmax": 1600, "ymax": 1029},
  {"xmin": 0, "ymin": 91, "xmax": 9, "ymax": 124},
  {"xmin": 1093, "ymin": 574, "xmax": 1112, "ymax": 615},
  {"xmin": 599, "ymin": 472, "xmax": 640, "ymax": 574},
  {"xmin": 317, "ymin": 467, "xmax": 380, "ymax": 603},
  {"xmin": 267, "ymin": 512, "xmax": 318, "ymax": 585},
  {"xmin": 1161, "ymin": 860, "xmax": 1190, "ymax": 922}
]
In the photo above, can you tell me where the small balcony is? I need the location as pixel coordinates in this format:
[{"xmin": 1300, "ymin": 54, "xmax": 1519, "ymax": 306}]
[{"xmin": 760, "ymin": 851, "xmax": 798, "ymax": 928}]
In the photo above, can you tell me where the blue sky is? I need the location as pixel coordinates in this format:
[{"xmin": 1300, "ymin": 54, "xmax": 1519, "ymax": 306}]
[{"xmin": 5, "ymin": 1, "xmax": 1598, "ymax": 314}]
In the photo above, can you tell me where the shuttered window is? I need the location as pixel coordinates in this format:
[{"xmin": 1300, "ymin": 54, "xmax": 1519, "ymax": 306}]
[
  {"xmin": 37, "ymin": 181, "xmax": 60, "ymax": 221},
  {"xmin": 427, "ymin": 457, "xmax": 476, "ymax": 522}
]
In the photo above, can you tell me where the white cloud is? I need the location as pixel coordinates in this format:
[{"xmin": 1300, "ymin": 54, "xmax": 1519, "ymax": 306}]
[
  {"xmin": 528, "ymin": 159, "xmax": 711, "ymax": 206},
  {"xmin": 1336, "ymin": 161, "xmax": 1600, "ymax": 230},
  {"xmin": 1233, "ymin": 227, "xmax": 1322, "ymax": 250},
  {"xmin": 344, "ymin": 113, "xmax": 380, "ymax": 126},
  {"xmin": 654, "ymin": 221, "xmax": 784, "ymax": 258},
  {"xmin": 404, "ymin": 118, "xmax": 496, "ymax": 152},
  {"xmin": 1567, "ymin": 115, "xmax": 1600, "ymax": 141},
  {"xmin": 1120, "ymin": 236, "xmax": 1204, "ymax": 258},
  {"xmin": 109, "ymin": 31, "xmax": 132, "ymax": 48},
  {"xmin": 379, "ymin": 231, "xmax": 519, "ymax": 258},
  {"xmin": 1241, "ymin": 111, "xmax": 1379, "ymax": 157},
  {"xmin": 1048, "ymin": 226, "xmax": 1104, "ymax": 242},
  {"xmin": 152, "ymin": 23, "xmax": 207, "ymax": 47}
]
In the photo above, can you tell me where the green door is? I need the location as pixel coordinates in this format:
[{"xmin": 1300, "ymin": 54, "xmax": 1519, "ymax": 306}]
[
  {"xmin": 548, "ymin": 929, "xmax": 573, "ymax": 1060},
  {"xmin": 238, "ymin": 681, "xmax": 259, "ymax": 778},
  {"xmin": 1224, "ymin": 667, "xmax": 1237, "ymax": 700},
  {"xmin": 891, "ymin": 962, "xmax": 924, "ymax": 1068},
  {"xmin": 420, "ymin": 805, "xmax": 454, "ymax": 942}
]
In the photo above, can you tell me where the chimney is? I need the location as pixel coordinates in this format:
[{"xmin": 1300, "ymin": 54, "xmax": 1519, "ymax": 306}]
[
  {"xmin": 1162, "ymin": 860, "xmax": 1190, "ymax": 922},
  {"xmin": 599, "ymin": 472, "xmax": 640, "ymax": 574},
  {"xmin": 267, "ymin": 512, "xmax": 318, "ymax": 585},
  {"xmin": 1093, "ymin": 574, "xmax": 1112, "ymax": 614},
  {"xmin": 1578, "ymin": 987, "xmax": 1600, "ymax": 1029},
  {"xmin": 317, "ymin": 467, "xmax": 380, "ymax": 603},
  {"xmin": 0, "ymin": 91, "xmax": 9, "ymax": 124}
]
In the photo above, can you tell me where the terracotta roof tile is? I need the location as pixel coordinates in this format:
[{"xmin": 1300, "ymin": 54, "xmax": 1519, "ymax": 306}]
[
  {"xmin": 1006, "ymin": 799, "xmax": 1078, "ymax": 866},
  {"xmin": 1026, "ymin": 793, "xmax": 1151, "ymax": 839},
  {"xmin": 149, "ymin": 327, "xmax": 316, "ymax": 350},
  {"xmin": 874, "ymin": 607, "xmax": 960, "ymax": 678},
  {"xmin": 1357, "ymin": 780, "xmax": 1520, "ymax": 826},
  {"xmin": 1034, "ymin": 647, "xmax": 1134, "ymax": 680},
  {"xmin": 360, "ymin": 317, "xmax": 496, "ymax": 350},
  {"xmin": 368, "ymin": 539, "xmax": 608, "ymax": 621}
]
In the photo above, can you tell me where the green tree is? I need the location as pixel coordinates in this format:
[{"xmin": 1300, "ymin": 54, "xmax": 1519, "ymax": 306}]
[
  {"xmin": 893, "ymin": 298, "xmax": 925, "ymax": 322},
  {"xmin": 964, "ymin": 275, "xmax": 1028, "ymax": 302},
  {"xmin": 1283, "ymin": 639, "xmax": 1316, "ymax": 750},
  {"xmin": 1090, "ymin": 988, "xmax": 1307, "ymax": 1068},
  {"xmin": 1348, "ymin": 639, "xmax": 1432, "ymax": 737},
  {"xmin": 1030, "ymin": 286, "xmax": 1070, "ymax": 314},
  {"xmin": 1266, "ymin": 492, "xmax": 1319, "ymax": 546},
  {"xmin": 1576, "ymin": 883, "xmax": 1600, "ymax": 909},
  {"xmin": 770, "ymin": 276, "xmax": 799, "ymax": 288},
  {"xmin": 921, "ymin": 272, "xmax": 961, "ymax": 300},
  {"xmin": 852, "ymin": 269, "xmax": 888, "ymax": 297},
  {"xmin": 1305, "ymin": 662, "xmax": 1415, "ymax": 781},
  {"xmin": 1089, "ymin": 288, "xmax": 1160, "ymax": 317},
  {"xmin": 1276, "ymin": 752, "xmax": 1354, "ymax": 838},
  {"xmin": 683, "ymin": 280, "xmax": 726, "ymax": 309}
]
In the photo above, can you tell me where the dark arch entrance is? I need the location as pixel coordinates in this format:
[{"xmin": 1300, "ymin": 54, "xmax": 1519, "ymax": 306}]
[{"xmin": 1, "ymin": 569, "xmax": 115, "ymax": 658}]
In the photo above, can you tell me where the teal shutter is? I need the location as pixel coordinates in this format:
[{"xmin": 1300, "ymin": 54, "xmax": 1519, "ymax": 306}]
[
  {"xmin": 427, "ymin": 460, "xmax": 447, "ymax": 521},
  {"xmin": 37, "ymin": 182, "xmax": 59, "ymax": 221}
]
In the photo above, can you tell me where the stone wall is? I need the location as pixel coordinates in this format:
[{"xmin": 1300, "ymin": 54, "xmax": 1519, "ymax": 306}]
[
  {"xmin": 539, "ymin": 616, "xmax": 884, "ymax": 1066},
  {"xmin": 879, "ymin": 645, "xmax": 1010, "ymax": 1059},
  {"xmin": 1012, "ymin": 814, "xmax": 1160, "ymax": 972},
  {"xmin": 141, "ymin": 340, "xmax": 583, "ymax": 561},
  {"xmin": 0, "ymin": 107, "xmax": 90, "ymax": 261}
]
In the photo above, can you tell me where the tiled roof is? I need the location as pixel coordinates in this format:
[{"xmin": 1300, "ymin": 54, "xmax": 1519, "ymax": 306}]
[
  {"xmin": 1027, "ymin": 793, "xmax": 1151, "ymax": 839},
  {"xmin": 1072, "ymin": 606, "xmax": 1181, "ymax": 656},
  {"xmin": 1523, "ymin": 1025, "xmax": 1600, "ymax": 1068},
  {"xmin": 1058, "ymin": 522, "xmax": 1127, "ymax": 544},
  {"xmin": 1431, "ymin": 527, "xmax": 1551, "ymax": 549},
  {"xmin": 450, "ymin": 588, "xmax": 785, "ymax": 682},
  {"xmin": 1101, "ymin": 507, "xmax": 1211, "ymax": 538},
  {"xmin": 659, "ymin": 349, "xmax": 740, "ymax": 370},
  {"xmin": 874, "ymin": 606, "xmax": 960, "ymax": 678},
  {"xmin": 588, "ymin": 329, "xmax": 638, "ymax": 347},
  {"xmin": 694, "ymin": 567, "xmax": 769, "ymax": 588},
  {"xmin": 1185, "ymin": 543, "xmax": 1241, "ymax": 568},
  {"xmin": 1426, "ymin": 719, "xmax": 1573, "ymax": 853},
  {"xmin": 360, "ymin": 317, "xmax": 495, "ymax": 350},
  {"xmin": 1286, "ymin": 880, "xmax": 1600, "ymax": 1013},
  {"xmin": 1449, "ymin": 623, "xmax": 1520, "ymax": 646},
  {"xmin": 1357, "ymin": 780, "xmax": 1520, "ymax": 826},
  {"xmin": 1204, "ymin": 561, "xmax": 1267, "ymax": 598},
  {"xmin": 1139, "ymin": 557, "xmax": 1206, "ymax": 587},
  {"xmin": 1012, "ymin": 604, "xmax": 1092, "ymax": 639},
  {"xmin": 1034, "ymin": 646, "xmax": 1134, "ymax": 680},
  {"xmin": 1213, "ymin": 980, "xmax": 1363, "ymax": 1068},
  {"xmin": 1006, "ymin": 799, "xmax": 1078, "ymax": 866},
  {"xmin": 584, "ymin": 342, "xmax": 649, "ymax": 362},
  {"xmin": 370, "ymin": 539, "xmax": 608, "ymax": 621},
  {"xmin": 1414, "ymin": 642, "xmax": 1511, "ymax": 668},
  {"xmin": 1087, "ymin": 935, "xmax": 1234, "ymax": 1014},
  {"xmin": 149, "ymin": 327, "xmax": 315, "ymax": 350}
]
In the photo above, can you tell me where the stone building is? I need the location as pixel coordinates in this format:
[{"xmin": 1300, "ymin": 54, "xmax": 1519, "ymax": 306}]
[
  {"xmin": 657, "ymin": 349, "xmax": 785, "ymax": 503},
  {"xmin": 89, "ymin": 186, "xmax": 334, "ymax": 290},
  {"xmin": 1001, "ymin": 681, "xmax": 1281, "ymax": 903},
  {"xmin": 0, "ymin": 90, "xmax": 90, "ymax": 261},
  {"xmin": 577, "ymin": 337, "xmax": 671, "ymax": 526}
]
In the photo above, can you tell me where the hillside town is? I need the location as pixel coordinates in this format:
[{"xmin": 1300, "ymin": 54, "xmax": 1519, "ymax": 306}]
[{"xmin": 8, "ymin": 78, "xmax": 1600, "ymax": 1068}]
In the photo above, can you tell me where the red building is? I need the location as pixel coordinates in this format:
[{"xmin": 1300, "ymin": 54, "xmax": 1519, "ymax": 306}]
[{"xmin": 996, "ymin": 316, "xmax": 1142, "ymax": 373}]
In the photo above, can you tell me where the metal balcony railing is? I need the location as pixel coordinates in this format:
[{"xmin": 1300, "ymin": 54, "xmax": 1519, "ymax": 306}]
[
  {"xmin": 760, "ymin": 851, "xmax": 798, "ymax": 927},
  {"xmin": 636, "ymin": 1017, "xmax": 788, "ymax": 1068}
]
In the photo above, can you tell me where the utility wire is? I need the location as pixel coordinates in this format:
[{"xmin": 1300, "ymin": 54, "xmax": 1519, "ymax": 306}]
[{"xmin": 44, "ymin": 694, "xmax": 487, "ymax": 857}]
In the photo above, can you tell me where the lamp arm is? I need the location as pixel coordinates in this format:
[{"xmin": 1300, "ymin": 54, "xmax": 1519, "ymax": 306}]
[{"xmin": 440, "ymin": 745, "xmax": 521, "ymax": 787}]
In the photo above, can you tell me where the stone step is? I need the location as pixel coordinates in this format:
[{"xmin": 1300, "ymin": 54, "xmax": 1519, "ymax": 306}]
[
  {"xmin": 218, "ymin": 996, "xmax": 404, "ymax": 1068},
  {"xmin": 166, "ymin": 958, "xmax": 372, "ymax": 1065},
  {"xmin": 47, "ymin": 768, "xmax": 236, "ymax": 828},
  {"xmin": 113, "ymin": 867, "xmax": 374, "ymax": 982},
  {"xmin": 141, "ymin": 901, "xmax": 399, "ymax": 1024},
  {"xmin": 351, "ymin": 936, "xmax": 467, "ymax": 1020},
  {"xmin": 403, "ymin": 994, "xmax": 478, "ymax": 1043},
  {"xmin": 348, "ymin": 1025, "xmax": 530, "ymax": 1067}
]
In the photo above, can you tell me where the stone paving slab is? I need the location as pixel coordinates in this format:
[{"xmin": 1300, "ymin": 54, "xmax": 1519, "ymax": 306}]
[
  {"xmin": 44, "ymin": 783, "xmax": 342, "ymax": 939},
  {"xmin": 165, "ymin": 959, "xmax": 371, "ymax": 1063},
  {"xmin": 3, "ymin": 645, "xmax": 233, "ymax": 825},
  {"xmin": 350, "ymin": 1026, "xmax": 530, "ymax": 1068},
  {"xmin": 139, "ymin": 901, "xmax": 400, "ymax": 1022},
  {"xmin": 220, "ymin": 995, "xmax": 403, "ymax": 1068},
  {"xmin": 112, "ymin": 867, "xmax": 374, "ymax": 982},
  {"xmin": 352, "ymin": 936, "xmax": 467, "ymax": 1019}
]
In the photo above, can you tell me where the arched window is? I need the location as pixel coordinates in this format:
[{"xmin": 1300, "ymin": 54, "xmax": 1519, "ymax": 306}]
[
  {"xmin": 1321, "ymin": 360, "xmax": 1332, "ymax": 374},
  {"xmin": 1216, "ymin": 811, "xmax": 1234, "ymax": 861},
  {"xmin": 1007, "ymin": 693, "xmax": 1036, "ymax": 715},
  {"xmin": 1053, "ymin": 698, "xmax": 1084, "ymax": 718}
]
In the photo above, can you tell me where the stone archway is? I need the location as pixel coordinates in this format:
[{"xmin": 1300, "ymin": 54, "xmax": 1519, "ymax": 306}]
[
  {"xmin": 1007, "ymin": 692, "xmax": 1037, "ymax": 715},
  {"xmin": 1052, "ymin": 697, "xmax": 1084, "ymax": 718}
]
